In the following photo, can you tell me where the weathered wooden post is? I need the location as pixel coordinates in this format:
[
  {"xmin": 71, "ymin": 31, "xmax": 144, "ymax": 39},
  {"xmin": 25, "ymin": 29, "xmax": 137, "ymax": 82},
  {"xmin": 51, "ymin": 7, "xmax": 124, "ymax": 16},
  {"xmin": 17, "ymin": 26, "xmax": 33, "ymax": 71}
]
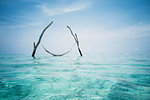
[
  {"xmin": 67, "ymin": 26, "xmax": 83, "ymax": 56},
  {"xmin": 32, "ymin": 21, "xmax": 53, "ymax": 58}
]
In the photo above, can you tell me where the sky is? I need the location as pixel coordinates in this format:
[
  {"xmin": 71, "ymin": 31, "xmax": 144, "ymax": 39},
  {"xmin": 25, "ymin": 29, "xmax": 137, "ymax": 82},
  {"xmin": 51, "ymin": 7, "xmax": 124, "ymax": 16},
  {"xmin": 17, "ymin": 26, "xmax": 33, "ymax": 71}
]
[{"xmin": 0, "ymin": 0, "xmax": 150, "ymax": 55}]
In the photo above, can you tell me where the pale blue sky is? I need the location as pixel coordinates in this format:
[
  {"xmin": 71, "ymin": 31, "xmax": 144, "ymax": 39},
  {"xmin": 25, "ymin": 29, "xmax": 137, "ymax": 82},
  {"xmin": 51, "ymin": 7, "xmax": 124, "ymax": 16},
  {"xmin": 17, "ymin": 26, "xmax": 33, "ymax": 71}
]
[{"xmin": 0, "ymin": 0, "xmax": 150, "ymax": 54}]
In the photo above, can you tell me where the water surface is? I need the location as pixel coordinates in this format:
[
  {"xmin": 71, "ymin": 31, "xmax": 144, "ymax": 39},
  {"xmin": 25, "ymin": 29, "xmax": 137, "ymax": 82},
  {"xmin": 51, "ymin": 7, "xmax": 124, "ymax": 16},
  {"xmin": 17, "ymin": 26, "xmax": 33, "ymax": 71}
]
[{"xmin": 0, "ymin": 54, "xmax": 150, "ymax": 100}]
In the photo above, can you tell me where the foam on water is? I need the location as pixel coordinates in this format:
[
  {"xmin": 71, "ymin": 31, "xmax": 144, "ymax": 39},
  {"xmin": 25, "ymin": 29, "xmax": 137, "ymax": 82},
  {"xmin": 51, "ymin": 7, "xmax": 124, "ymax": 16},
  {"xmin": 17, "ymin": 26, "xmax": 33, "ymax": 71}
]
[{"xmin": 0, "ymin": 54, "xmax": 150, "ymax": 100}]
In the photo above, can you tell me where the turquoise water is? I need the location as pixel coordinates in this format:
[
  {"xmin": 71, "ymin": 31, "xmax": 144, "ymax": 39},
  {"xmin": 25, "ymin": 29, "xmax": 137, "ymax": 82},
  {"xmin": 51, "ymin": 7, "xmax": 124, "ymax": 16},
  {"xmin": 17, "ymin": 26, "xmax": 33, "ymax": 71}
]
[{"xmin": 0, "ymin": 54, "xmax": 150, "ymax": 100}]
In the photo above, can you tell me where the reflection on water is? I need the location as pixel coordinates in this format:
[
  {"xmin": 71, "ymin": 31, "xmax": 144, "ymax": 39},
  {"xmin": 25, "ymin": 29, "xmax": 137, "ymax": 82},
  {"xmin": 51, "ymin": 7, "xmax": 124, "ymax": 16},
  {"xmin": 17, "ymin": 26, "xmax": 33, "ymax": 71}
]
[{"xmin": 0, "ymin": 54, "xmax": 150, "ymax": 100}]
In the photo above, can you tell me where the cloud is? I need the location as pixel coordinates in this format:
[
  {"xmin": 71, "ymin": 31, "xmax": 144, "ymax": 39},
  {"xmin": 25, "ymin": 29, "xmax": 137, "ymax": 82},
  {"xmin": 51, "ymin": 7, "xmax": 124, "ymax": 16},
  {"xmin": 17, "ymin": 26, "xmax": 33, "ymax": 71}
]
[
  {"xmin": 83, "ymin": 23, "xmax": 150, "ymax": 40},
  {"xmin": 37, "ymin": 2, "xmax": 91, "ymax": 16}
]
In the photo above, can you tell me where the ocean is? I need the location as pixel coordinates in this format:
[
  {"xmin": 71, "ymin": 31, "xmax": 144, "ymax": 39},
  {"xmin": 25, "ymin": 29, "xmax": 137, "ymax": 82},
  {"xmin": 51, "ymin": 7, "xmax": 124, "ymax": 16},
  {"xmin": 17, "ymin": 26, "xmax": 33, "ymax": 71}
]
[{"xmin": 0, "ymin": 54, "xmax": 150, "ymax": 100}]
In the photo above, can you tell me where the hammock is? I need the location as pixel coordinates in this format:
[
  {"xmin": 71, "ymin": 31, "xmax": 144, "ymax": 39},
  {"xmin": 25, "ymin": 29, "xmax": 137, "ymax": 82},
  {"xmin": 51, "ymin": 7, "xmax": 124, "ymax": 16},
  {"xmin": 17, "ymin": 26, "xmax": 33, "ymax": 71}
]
[{"xmin": 42, "ymin": 43, "xmax": 75, "ymax": 56}]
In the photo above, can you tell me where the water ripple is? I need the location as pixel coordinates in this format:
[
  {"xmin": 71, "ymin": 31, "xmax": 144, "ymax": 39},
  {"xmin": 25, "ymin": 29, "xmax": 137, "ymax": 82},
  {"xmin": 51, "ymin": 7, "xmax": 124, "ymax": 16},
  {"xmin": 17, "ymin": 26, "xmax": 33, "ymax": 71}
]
[{"xmin": 0, "ymin": 54, "xmax": 150, "ymax": 99}]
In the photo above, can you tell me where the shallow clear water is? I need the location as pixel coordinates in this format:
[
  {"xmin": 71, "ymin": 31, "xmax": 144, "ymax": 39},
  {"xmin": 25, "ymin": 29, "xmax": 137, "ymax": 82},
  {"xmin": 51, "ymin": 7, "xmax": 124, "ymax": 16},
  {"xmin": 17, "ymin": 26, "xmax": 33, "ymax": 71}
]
[{"xmin": 0, "ymin": 54, "xmax": 150, "ymax": 100}]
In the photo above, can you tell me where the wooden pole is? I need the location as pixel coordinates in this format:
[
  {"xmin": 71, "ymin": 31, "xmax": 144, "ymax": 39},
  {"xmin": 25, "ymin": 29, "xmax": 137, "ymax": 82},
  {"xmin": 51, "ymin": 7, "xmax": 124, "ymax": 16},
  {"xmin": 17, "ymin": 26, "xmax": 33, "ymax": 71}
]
[
  {"xmin": 67, "ymin": 26, "xmax": 83, "ymax": 56},
  {"xmin": 32, "ymin": 21, "xmax": 53, "ymax": 58}
]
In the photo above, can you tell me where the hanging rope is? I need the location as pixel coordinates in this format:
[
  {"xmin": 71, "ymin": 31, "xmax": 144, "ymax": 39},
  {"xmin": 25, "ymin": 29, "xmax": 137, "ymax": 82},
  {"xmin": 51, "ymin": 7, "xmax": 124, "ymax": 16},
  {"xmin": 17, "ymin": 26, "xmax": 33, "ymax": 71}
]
[{"xmin": 42, "ymin": 43, "xmax": 76, "ymax": 56}]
